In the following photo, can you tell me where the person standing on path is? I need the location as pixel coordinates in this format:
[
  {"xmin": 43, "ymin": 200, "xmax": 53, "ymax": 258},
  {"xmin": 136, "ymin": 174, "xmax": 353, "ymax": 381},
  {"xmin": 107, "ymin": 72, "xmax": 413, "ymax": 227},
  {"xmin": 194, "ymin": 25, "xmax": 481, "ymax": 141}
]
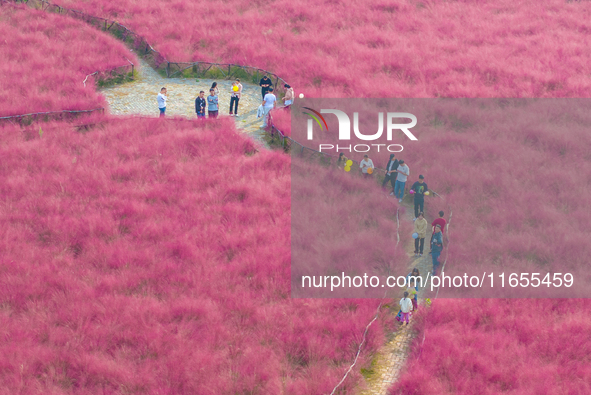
[
  {"xmin": 413, "ymin": 212, "xmax": 428, "ymax": 257},
  {"xmin": 399, "ymin": 292, "xmax": 412, "ymax": 325},
  {"xmin": 210, "ymin": 82, "xmax": 219, "ymax": 97},
  {"xmin": 207, "ymin": 88, "xmax": 219, "ymax": 119},
  {"xmin": 283, "ymin": 84, "xmax": 294, "ymax": 106},
  {"xmin": 359, "ymin": 154, "xmax": 374, "ymax": 178},
  {"xmin": 383, "ymin": 154, "xmax": 399, "ymax": 192},
  {"xmin": 406, "ymin": 279, "xmax": 418, "ymax": 311},
  {"xmin": 195, "ymin": 91, "xmax": 206, "ymax": 119},
  {"xmin": 260, "ymin": 74, "xmax": 272, "ymax": 99},
  {"xmin": 431, "ymin": 224, "xmax": 444, "ymax": 275},
  {"xmin": 406, "ymin": 268, "xmax": 421, "ymax": 309},
  {"xmin": 229, "ymin": 80, "xmax": 242, "ymax": 116},
  {"xmin": 429, "ymin": 211, "xmax": 447, "ymax": 254},
  {"xmin": 394, "ymin": 160, "xmax": 410, "ymax": 202},
  {"xmin": 157, "ymin": 87, "xmax": 167, "ymax": 117},
  {"xmin": 411, "ymin": 175, "xmax": 429, "ymax": 220},
  {"xmin": 261, "ymin": 87, "xmax": 276, "ymax": 128}
]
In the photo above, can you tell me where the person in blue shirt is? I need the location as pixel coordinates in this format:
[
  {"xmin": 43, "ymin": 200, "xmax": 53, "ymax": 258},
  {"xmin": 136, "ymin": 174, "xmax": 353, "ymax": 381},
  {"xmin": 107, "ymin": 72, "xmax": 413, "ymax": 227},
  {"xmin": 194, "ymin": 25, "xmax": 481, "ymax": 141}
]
[
  {"xmin": 431, "ymin": 224, "xmax": 444, "ymax": 275},
  {"xmin": 207, "ymin": 88, "xmax": 218, "ymax": 118}
]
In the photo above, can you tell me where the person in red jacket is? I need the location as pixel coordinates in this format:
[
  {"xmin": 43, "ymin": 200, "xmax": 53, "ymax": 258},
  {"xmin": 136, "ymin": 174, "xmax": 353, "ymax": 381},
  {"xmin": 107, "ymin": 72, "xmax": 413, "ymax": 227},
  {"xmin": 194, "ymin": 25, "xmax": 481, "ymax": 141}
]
[{"xmin": 429, "ymin": 210, "xmax": 446, "ymax": 254}]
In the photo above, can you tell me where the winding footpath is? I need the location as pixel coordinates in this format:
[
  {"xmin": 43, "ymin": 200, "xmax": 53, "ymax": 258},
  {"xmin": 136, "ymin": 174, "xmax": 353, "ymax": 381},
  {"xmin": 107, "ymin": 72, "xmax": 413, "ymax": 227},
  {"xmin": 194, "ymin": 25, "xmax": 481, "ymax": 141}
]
[
  {"xmin": 359, "ymin": 200, "xmax": 436, "ymax": 395},
  {"xmin": 100, "ymin": 57, "xmax": 269, "ymax": 147},
  {"xmin": 101, "ymin": 57, "xmax": 429, "ymax": 395}
]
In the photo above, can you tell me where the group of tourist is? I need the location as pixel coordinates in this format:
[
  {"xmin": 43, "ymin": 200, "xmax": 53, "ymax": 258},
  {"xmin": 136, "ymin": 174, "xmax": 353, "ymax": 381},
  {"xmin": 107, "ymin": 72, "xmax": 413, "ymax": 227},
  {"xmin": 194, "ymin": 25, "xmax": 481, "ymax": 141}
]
[
  {"xmin": 156, "ymin": 74, "xmax": 295, "ymax": 125},
  {"xmin": 335, "ymin": 151, "xmax": 448, "ymax": 326}
]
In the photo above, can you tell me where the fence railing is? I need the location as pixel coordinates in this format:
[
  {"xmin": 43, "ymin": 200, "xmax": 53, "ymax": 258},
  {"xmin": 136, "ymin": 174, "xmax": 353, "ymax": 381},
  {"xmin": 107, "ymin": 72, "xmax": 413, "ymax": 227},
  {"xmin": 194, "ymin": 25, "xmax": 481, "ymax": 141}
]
[
  {"xmin": 0, "ymin": 108, "xmax": 106, "ymax": 126},
  {"xmin": 22, "ymin": 0, "xmax": 288, "ymax": 95},
  {"xmin": 3, "ymin": 0, "xmax": 289, "ymax": 123}
]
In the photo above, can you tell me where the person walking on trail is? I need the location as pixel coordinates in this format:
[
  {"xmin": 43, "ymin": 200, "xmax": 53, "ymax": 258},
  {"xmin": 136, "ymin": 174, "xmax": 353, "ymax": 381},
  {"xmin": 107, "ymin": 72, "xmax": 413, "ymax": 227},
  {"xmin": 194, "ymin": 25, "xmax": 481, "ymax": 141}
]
[
  {"xmin": 431, "ymin": 224, "xmax": 444, "ymax": 275},
  {"xmin": 210, "ymin": 82, "xmax": 219, "ymax": 97},
  {"xmin": 382, "ymin": 154, "xmax": 399, "ymax": 192},
  {"xmin": 283, "ymin": 84, "xmax": 294, "ymax": 106},
  {"xmin": 393, "ymin": 160, "xmax": 409, "ymax": 202},
  {"xmin": 413, "ymin": 212, "xmax": 428, "ymax": 257},
  {"xmin": 359, "ymin": 154, "xmax": 374, "ymax": 178},
  {"xmin": 411, "ymin": 175, "xmax": 429, "ymax": 220},
  {"xmin": 406, "ymin": 268, "xmax": 420, "ymax": 309},
  {"xmin": 195, "ymin": 91, "xmax": 206, "ymax": 119},
  {"xmin": 406, "ymin": 279, "xmax": 418, "ymax": 311},
  {"xmin": 429, "ymin": 211, "xmax": 447, "ymax": 254},
  {"xmin": 399, "ymin": 292, "xmax": 413, "ymax": 325},
  {"xmin": 260, "ymin": 74, "xmax": 272, "ymax": 99},
  {"xmin": 207, "ymin": 88, "xmax": 219, "ymax": 119},
  {"xmin": 157, "ymin": 87, "xmax": 167, "ymax": 117},
  {"xmin": 261, "ymin": 87, "xmax": 276, "ymax": 128},
  {"xmin": 229, "ymin": 79, "xmax": 242, "ymax": 116}
]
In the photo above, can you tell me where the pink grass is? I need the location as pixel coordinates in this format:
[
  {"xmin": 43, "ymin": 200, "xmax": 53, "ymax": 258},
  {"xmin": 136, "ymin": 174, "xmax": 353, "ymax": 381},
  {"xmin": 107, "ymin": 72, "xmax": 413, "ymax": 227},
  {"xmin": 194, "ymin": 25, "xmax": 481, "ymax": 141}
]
[
  {"xmin": 0, "ymin": 3, "xmax": 138, "ymax": 117},
  {"xmin": 0, "ymin": 116, "xmax": 394, "ymax": 393}
]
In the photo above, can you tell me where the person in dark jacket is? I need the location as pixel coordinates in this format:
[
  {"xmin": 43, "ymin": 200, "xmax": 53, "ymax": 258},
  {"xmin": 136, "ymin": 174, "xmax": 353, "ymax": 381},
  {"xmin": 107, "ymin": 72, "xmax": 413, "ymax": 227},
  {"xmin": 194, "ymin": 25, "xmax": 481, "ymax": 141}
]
[
  {"xmin": 195, "ymin": 91, "xmax": 206, "ymax": 119},
  {"xmin": 410, "ymin": 175, "xmax": 429, "ymax": 220},
  {"xmin": 259, "ymin": 75, "xmax": 272, "ymax": 99},
  {"xmin": 382, "ymin": 154, "xmax": 399, "ymax": 192},
  {"xmin": 431, "ymin": 225, "xmax": 444, "ymax": 275}
]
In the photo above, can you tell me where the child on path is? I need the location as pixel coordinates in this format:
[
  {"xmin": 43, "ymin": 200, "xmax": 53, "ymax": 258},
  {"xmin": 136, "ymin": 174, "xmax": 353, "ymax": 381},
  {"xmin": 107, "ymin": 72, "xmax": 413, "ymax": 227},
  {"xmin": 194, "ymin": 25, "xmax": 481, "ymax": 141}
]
[
  {"xmin": 157, "ymin": 87, "xmax": 167, "ymax": 117},
  {"xmin": 399, "ymin": 292, "xmax": 413, "ymax": 325}
]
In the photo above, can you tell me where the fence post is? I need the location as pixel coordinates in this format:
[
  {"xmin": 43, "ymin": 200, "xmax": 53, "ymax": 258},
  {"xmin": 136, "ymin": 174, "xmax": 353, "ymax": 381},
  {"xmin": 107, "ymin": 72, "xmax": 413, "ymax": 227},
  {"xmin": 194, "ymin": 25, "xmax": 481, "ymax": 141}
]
[{"xmin": 167, "ymin": 62, "xmax": 170, "ymax": 78}]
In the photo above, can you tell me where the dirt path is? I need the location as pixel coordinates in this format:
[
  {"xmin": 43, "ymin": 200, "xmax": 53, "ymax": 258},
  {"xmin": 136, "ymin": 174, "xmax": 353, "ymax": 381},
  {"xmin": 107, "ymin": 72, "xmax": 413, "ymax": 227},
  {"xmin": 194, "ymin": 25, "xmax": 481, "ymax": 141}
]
[
  {"xmin": 359, "ymin": 196, "xmax": 434, "ymax": 395},
  {"xmin": 100, "ymin": 57, "xmax": 269, "ymax": 148}
]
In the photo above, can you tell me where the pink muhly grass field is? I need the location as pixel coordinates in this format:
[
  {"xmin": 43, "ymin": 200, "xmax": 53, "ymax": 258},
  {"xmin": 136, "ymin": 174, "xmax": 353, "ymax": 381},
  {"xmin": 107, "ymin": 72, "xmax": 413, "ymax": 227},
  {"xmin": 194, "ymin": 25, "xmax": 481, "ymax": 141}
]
[
  {"xmin": 53, "ymin": 0, "xmax": 591, "ymax": 97},
  {"xmin": 390, "ymin": 299, "xmax": 591, "ymax": 395},
  {"xmin": 0, "ymin": 116, "xmax": 395, "ymax": 393},
  {"xmin": 0, "ymin": 3, "xmax": 138, "ymax": 117}
]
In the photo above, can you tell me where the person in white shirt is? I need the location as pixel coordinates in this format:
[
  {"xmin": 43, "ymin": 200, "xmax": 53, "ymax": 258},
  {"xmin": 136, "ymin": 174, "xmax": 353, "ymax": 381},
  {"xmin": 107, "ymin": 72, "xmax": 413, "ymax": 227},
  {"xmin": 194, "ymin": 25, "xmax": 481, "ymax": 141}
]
[
  {"xmin": 394, "ymin": 159, "xmax": 410, "ymax": 202},
  {"xmin": 157, "ymin": 87, "xmax": 167, "ymax": 117},
  {"xmin": 399, "ymin": 291, "xmax": 413, "ymax": 325},
  {"xmin": 359, "ymin": 154, "xmax": 374, "ymax": 178},
  {"xmin": 261, "ymin": 87, "xmax": 277, "ymax": 128}
]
